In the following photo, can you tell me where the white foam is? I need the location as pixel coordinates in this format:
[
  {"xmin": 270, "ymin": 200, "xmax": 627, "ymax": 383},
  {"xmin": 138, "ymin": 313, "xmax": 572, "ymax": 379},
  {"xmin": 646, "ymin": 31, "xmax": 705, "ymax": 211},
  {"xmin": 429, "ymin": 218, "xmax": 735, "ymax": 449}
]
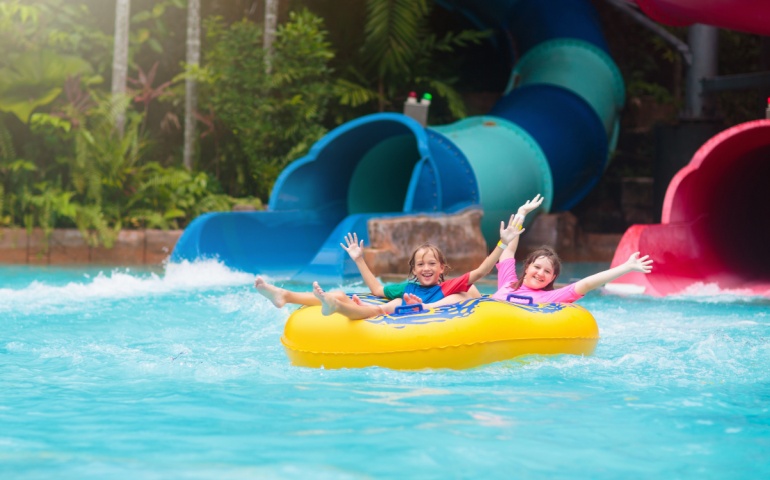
[
  {"xmin": 605, "ymin": 282, "xmax": 646, "ymax": 295},
  {"xmin": 677, "ymin": 282, "xmax": 760, "ymax": 297},
  {"xmin": 604, "ymin": 280, "xmax": 770, "ymax": 303},
  {"xmin": 667, "ymin": 282, "xmax": 770, "ymax": 304},
  {"xmin": 0, "ymin": 259, "xmax": 254, "ymax": 313}
]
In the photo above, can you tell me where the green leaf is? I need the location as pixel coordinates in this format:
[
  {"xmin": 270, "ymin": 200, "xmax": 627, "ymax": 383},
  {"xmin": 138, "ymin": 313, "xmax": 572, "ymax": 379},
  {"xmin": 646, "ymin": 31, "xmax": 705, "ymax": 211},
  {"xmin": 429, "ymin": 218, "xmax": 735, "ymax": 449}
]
[
  {"xmin": 30, "ymin": 113, "xmax": 72, "ymax": 133},
  {"xmin": 0, "ymin": 50, "xmax": 93, "ymax": 123},
  {"xmin": 163, "ymin": 208, "xmax": 186, "ymax": 220}
]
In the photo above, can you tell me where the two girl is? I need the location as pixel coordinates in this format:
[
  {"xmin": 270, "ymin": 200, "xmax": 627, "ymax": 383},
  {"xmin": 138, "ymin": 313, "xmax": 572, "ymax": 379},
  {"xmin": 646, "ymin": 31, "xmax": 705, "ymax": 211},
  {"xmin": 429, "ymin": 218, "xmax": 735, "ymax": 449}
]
[
  {"xmin": 255, "ymin": 193, "xmax": 653, "ymax": 318},
  {"xmin": 255, "ymin": 195, "xmax": 544, "ymax": 319}
]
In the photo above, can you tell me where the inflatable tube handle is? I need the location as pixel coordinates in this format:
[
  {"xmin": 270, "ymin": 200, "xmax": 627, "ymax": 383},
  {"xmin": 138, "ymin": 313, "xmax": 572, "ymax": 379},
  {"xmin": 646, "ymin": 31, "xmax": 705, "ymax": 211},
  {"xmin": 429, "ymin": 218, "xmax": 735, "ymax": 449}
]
[
  {"xmin": 506, "ymin": 294, "xmax": 534, "ymax": 305},
  {"xmin": 394, "ymin": 304, "xmax": 427, "ymax": 315}
]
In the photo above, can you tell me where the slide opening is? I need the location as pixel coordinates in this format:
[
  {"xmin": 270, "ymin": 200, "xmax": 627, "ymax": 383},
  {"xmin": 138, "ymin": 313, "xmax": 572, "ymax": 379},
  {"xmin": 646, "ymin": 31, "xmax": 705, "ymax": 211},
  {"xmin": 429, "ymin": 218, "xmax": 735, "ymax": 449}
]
[
  {"xmin": 347, "ymin": 134, "xmax": 422, "ymax": 214},
  {"xmin": 270, "ymin": 115, "xmax": 426, "ymax": 214},
  {"xmin": 615, "ymin": 121, "xmax": 770, "ymax": 296},
  {"xmin": 697, "ymin": 145, "xmax": 770, "ymax": 282}
]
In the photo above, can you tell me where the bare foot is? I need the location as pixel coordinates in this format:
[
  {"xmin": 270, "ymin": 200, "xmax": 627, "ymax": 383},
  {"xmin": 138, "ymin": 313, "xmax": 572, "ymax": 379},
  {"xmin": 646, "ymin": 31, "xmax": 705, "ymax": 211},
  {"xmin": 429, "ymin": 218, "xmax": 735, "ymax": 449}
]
[
  {"xmin": 312, "ymin": 281, "xmax": 338, "ymax": 316},
  {"xmin": 403, "ymin": 293, "xmax": 423, "ymax": 305},
  {"xmin": 351, "ymin": 294, "xmax": 363, "ymax": 306},
  {"xmin": 254, "ymin": 276, "xmax": 288, "ymax": 308}
]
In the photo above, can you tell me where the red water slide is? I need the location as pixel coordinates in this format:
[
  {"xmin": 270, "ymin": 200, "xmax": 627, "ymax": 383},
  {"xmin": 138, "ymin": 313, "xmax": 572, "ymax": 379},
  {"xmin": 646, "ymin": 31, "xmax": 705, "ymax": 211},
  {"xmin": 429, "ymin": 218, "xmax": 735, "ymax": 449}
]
[
  {"xmin": 635, "ymin": 0, "xmax": 770, "ymax": 36},
  {"xmin": 609, "ymin": 1, "xmax": 770, "ymax": 297}
]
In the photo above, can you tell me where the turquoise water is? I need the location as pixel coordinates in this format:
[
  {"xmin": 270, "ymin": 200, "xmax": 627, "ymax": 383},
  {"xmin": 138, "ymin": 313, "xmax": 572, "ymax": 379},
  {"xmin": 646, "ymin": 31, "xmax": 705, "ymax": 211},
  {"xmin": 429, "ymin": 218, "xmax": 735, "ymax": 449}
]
[{"xmin": 2, "ymin": 261, "xmax": 769, "ymax": 479}]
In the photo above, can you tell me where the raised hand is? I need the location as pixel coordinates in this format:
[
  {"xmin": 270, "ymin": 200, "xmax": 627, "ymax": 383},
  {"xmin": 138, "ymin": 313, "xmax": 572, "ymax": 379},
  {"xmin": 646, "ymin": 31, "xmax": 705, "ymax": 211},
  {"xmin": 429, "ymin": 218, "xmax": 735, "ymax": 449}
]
[
  {"xmin": 340, "ymin": 232, "xmax": 364, "ymax": 261},
  {"xmin": 499, "ymin": 213, "xmax": 526, "ymax": 246},
  {"xmin": 517, "ymin": 193, "xmax": 544, "ymax": 216},
  {"xmin": 625, "ymin": 252, "xmax": 653, "ymax": 274}
]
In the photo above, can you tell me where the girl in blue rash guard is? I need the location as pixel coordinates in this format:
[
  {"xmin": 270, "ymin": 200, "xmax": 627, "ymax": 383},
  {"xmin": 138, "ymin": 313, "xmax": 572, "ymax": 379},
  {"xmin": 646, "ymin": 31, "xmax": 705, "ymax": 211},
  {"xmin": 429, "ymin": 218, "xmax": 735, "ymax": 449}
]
[{"xmin": 311, "ymin": 218, "xmax": 523, "ymax": 319}]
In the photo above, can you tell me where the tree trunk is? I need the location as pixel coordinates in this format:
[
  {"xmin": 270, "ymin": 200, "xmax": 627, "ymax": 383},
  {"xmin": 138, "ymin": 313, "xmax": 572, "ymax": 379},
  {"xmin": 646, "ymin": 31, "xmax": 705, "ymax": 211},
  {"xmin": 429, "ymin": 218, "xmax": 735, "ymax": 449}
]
[
  {"xmin": 263, "ymin": 0, "xmax": 278, "ymax": 74},
  {"xmin": 183, "ymin": 0, "xmax": 201, "ymax": 170},
  {"xmin": 112, "ymin": 0, "xmax": 130, "ymax": 134}
]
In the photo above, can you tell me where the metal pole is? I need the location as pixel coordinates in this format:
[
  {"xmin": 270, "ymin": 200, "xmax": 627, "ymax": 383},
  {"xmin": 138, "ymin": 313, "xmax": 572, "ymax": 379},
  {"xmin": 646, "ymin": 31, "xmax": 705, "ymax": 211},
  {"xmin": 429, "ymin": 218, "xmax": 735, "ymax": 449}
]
[
  {"xmin": 684, "ymin": 25, "xmax": 718, "ymax": 119},
  {"xmin": 603, "ymin": 0, "xmax": 692, "ymax": 66}
]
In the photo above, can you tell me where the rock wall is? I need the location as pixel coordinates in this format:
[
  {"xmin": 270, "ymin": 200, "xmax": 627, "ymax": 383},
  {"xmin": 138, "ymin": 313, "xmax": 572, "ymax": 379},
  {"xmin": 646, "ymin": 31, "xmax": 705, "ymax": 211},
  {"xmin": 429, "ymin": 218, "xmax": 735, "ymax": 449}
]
[
  {"xmin": 0, "ymin": 212, "xmax": 621, "ymax": 269},
  {"xmin": 0, "ymin": 228, "xmax": 181, "ymax": 265},
  {"xmin": 364, "ymin": 209, "xmax": 489, "ymax": 276},
  {"xmin": 361, "ymin": 210, "xmax": 622, "ymax": 277}
]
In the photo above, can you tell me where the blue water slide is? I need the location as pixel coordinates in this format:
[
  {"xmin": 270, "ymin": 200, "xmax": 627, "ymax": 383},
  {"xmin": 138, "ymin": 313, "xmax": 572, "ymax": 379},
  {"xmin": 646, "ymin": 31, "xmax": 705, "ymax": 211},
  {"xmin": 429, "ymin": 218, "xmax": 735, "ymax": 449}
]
[{"xmin": 171, "ymin": 0, "xmax": 625, "ymax": 280}]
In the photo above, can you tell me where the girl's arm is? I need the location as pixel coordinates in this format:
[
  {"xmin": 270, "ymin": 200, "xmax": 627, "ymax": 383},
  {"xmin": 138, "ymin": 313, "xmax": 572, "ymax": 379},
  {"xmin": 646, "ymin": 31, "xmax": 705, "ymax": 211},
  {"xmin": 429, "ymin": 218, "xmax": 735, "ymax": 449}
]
[
  {"xmin": 574, "ymin": 252, "xmax": 653, "ymax": 295},
  {"xmin": 467, "ymin": 214, "xmax": 525, "ymax": 284},
  {"xmin": 341, "ymin": 232, "xmax": 385, "ymax": 297},
  {"xmin": 499, "ymin": 233, "xmax": 521, "ymax": 263},
  {"xmin": 500, "ymin": 194, "xmax": 543, "ymax": 262}
]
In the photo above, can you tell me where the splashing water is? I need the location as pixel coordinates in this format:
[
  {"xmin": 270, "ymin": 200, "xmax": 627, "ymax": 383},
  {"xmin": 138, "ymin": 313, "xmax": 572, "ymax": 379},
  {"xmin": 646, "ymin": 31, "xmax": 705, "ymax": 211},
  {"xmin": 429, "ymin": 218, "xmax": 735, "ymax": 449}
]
[{"xmin": 1, "ymin": 262, "xmax": 769, "ymax": 479}]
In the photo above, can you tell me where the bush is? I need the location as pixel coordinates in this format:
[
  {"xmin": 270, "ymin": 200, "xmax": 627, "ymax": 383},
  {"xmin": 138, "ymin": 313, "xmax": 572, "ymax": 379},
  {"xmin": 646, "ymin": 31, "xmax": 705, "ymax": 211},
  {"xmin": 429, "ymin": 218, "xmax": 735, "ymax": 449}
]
[{"xmin": 199, "ymin": 9, "xmax": 334, "ymax": 199}]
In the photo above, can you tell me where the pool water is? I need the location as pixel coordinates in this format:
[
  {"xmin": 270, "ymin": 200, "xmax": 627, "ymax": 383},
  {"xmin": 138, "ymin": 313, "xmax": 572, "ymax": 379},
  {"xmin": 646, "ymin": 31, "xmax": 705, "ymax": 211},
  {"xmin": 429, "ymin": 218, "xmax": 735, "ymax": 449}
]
[{"xmin": 2, "ymin": 261, "xmax": 769, "ymax": 479}]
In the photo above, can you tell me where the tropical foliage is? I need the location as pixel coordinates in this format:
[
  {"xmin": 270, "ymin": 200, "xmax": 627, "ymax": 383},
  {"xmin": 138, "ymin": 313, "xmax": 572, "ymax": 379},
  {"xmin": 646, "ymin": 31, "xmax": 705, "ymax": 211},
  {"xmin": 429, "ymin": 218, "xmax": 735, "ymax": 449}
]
[
  {"xmin": 4, "ymin": 0, "xmax": 759, "ymax": 244},
  {"xmin": 0, "ymin": 1, "xmax": 254, "ymax": 247},
  {"xmin": 198, "ymin": 9, "xmax": 334, "ymax": 199},
  {"xmin": 0, "ymin": 1, "xmax": 491, "ymax": 245},
  {"xmin": 335, "ymin": 0, "xmax": 489, "ymax": 118}
]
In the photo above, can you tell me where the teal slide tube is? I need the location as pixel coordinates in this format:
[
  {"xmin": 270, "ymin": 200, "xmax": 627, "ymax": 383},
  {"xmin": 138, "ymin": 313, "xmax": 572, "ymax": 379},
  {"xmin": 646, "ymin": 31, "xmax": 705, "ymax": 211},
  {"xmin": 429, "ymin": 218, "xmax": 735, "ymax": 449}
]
[{"xmin": 430, "ymin": 116, "xmax": 552, "ymax": 242}]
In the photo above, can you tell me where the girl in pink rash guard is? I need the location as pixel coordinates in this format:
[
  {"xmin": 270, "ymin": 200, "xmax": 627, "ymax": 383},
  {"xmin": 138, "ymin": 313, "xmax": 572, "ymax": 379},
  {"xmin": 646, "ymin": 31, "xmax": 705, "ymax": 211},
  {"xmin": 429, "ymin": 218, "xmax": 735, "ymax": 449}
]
[
  {"xmin": 492, "ymin": 245, "xmax": 653, "ymax": 304},
  {"xmin": 412, "ymin": 195, "xmax": 653, "ymax": 308},
  {"xmin": 484, "ymin": 195, "xmax": 653, "ymax": 304}
]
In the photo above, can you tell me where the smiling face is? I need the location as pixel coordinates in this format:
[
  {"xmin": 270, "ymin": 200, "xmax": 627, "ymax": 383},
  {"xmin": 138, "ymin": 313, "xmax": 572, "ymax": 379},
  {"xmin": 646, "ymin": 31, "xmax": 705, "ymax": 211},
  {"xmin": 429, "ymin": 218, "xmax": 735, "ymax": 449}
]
[
  {"xmin": 522, "ymin": 255, "xmax": 557, "ymax": 290},
  {"xmin": 409, "ymin": 246, "xmax": 447, "ymax": 287}
]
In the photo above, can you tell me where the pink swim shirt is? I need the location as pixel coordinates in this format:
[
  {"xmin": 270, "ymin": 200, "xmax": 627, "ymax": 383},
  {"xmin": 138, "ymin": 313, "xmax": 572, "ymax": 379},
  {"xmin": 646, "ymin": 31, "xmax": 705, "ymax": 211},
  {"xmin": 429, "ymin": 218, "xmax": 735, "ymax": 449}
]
[{"xmin": 491, "ymin": 258, "xmax": 583, "ymax": 304}]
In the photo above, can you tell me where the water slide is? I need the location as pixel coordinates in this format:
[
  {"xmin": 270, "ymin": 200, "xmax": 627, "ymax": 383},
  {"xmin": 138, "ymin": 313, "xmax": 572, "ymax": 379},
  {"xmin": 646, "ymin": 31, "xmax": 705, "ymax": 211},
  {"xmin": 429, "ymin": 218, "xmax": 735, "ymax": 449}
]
[
  {"xmin": 607, "ymin": 1, "xmax": 770, "ymax": 297},
  {"xmin": 172, "ymin": 0, "xmax": 624, "ymax": 280},
  {"xmin": 172, "ymin": 0, "xmax": 770, "ymax": 292}
]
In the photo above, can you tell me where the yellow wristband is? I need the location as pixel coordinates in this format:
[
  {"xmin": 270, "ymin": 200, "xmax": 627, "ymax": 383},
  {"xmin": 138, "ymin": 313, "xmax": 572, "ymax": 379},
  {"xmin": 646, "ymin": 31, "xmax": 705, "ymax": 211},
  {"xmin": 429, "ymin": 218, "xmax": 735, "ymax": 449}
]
[
  {"xmin": 514, "ymin": 213, "xmax": 525, "ymax": 230},
  {"xmin": 497, "ymin": 240, "xmax": 508, "ymax": 250}
]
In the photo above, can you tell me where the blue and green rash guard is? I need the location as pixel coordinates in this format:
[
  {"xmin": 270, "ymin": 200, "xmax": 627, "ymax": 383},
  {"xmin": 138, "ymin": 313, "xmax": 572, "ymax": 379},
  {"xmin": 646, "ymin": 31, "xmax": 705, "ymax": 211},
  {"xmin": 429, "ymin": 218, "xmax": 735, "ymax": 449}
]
[{"xmin": 382, "ymin": 272, "xmax": 472, "ymax": 305}]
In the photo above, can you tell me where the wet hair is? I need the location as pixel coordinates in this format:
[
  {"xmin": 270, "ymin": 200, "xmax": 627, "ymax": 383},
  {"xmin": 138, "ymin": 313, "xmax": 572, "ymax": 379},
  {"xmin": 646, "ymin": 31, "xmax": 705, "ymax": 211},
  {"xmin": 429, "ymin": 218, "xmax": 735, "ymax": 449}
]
[
  {"xmin": 407, "ymin": 243, "xmax": 451, "ymax": 283},
  {"xmin": 511, "ymin": 246, "xmax": 562, "ymax": 291}
]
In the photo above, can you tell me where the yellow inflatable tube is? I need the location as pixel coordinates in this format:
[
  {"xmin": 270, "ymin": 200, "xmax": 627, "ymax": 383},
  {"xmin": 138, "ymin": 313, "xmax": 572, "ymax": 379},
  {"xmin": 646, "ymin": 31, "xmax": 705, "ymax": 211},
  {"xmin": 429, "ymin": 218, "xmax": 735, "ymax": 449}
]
[{"xmin": 281, "ymin": 296, "xmax": 599, "ymax": 370}]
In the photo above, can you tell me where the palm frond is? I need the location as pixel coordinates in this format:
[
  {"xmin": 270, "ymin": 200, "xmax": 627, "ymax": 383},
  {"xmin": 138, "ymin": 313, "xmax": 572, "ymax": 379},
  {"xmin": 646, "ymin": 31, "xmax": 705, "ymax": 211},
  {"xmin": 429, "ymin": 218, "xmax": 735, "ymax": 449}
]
[
  {"xmin": 432, "ymin": 29, "xmax": 491, "ymax": 52},
  {"xmin": 334, "ymin": 78, "xmax": 379, "ymax": 107},
  {"xmin": 420, "ymin": 77, "xmax": 468, "ymax": 119},
  {"xmin": 72, "ymin": 203, "xmax": 119, "ymax": 248},
  {"xmin": 363, "ymin": 0, "xmax": 430, "ymax": 78}
]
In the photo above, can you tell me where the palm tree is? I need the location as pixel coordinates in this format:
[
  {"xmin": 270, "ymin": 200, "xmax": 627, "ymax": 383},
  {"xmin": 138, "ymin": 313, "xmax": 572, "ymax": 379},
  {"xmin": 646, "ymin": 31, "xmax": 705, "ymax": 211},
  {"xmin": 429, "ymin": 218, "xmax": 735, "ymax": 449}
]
[
  {"xmin": 336, "ymin": 0, "xmax": 488, "ymax": 117},
  {"xmin": 112, "ymin": 0, "xmax": 130, "ymax": 134},
  {"xmin": 183, "ymin": 0, "xmax": 201, "ymax": 170},
  {"xmin": 264, "ymin": 0, "xmax": 279, "ymax": 74},
  {"xmin": 363, "ymin": 0, "xmax": 427, "ymax": 111}
]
